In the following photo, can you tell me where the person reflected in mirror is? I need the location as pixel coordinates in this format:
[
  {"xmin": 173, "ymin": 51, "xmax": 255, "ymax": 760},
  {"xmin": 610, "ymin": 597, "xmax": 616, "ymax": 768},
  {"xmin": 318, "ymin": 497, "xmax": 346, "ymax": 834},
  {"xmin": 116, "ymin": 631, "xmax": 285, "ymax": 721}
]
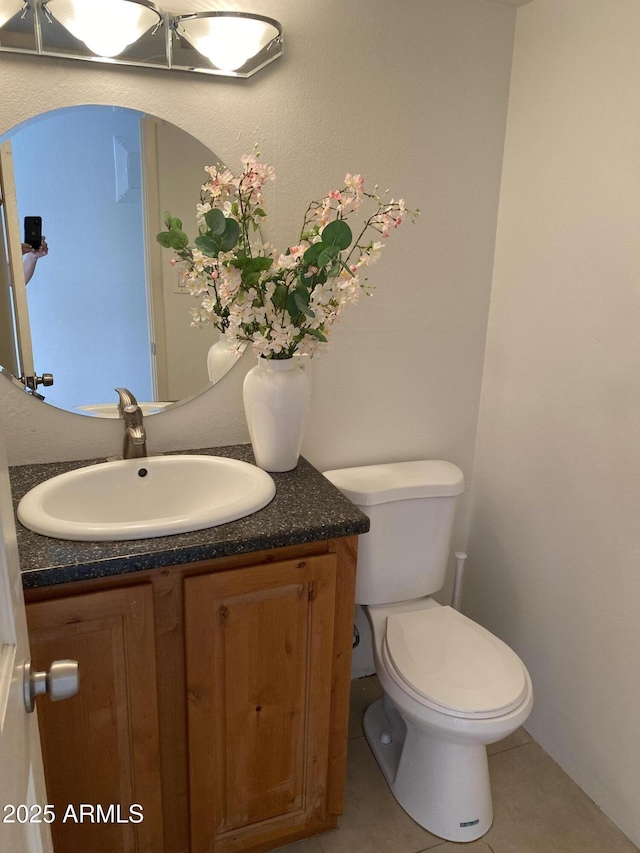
[{"xmin": 22, "ymin": 236, "xmax": 48, "ymax": 284}]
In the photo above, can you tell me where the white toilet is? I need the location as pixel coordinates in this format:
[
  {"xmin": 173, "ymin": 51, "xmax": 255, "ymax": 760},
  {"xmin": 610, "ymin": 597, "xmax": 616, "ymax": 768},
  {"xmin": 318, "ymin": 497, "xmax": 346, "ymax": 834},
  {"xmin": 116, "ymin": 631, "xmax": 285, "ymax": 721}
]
[{"xmin": 323, "ymin": 460, "xmax": 533, "ymax": 843}]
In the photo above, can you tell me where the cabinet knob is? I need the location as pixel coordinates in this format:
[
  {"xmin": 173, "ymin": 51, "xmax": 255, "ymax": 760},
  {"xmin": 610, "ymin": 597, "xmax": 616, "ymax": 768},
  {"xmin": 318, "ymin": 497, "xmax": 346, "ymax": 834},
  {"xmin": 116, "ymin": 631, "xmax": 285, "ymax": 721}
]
[{"xmin": 23, "ymin": 659, "xmax": 79, "ymax": 714}]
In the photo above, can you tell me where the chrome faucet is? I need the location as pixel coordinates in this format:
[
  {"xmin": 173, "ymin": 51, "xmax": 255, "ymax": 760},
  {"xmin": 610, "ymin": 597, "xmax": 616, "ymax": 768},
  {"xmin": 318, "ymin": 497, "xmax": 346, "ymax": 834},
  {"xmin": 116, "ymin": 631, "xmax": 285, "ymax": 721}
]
[
  {"xmin": 121, "ymin": 404, "xmax": 147, "ymax": 460},
  {"xmin": 115, "ymin": 387, "xmax": 138, "ymax": 419}
]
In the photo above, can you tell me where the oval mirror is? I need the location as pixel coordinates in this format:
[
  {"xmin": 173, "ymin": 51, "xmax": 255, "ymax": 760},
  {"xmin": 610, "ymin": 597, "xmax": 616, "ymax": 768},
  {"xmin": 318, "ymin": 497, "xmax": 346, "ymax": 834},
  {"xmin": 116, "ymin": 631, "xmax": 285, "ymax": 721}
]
[{"xmin": 0, "ymin": 105, "xmax": 241, "ymax": 417}]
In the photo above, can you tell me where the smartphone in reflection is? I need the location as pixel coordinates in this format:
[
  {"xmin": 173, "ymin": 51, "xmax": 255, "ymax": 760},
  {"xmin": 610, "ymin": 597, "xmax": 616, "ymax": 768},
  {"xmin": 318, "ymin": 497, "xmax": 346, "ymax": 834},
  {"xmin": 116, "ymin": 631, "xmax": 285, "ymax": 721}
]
[{"xmin": 24, "ymin": 215, "xmax": 42, "ymax": 251}]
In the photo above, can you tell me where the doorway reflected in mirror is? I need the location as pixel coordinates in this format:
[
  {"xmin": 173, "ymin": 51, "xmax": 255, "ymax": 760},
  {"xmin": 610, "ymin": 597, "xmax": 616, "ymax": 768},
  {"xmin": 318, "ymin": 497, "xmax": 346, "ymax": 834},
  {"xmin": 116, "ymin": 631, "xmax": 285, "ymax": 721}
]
[{"xmin": 0, "ymin": 105, "xmax": 242, "ymax": 417}]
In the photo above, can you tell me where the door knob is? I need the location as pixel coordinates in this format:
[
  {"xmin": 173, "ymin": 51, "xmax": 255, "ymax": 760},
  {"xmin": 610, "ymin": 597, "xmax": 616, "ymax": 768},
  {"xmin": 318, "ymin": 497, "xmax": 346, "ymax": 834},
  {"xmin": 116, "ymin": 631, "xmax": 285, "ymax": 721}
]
[{"xmin": 23, "ymin": 658, "xmax": 79, "ymax": 713}]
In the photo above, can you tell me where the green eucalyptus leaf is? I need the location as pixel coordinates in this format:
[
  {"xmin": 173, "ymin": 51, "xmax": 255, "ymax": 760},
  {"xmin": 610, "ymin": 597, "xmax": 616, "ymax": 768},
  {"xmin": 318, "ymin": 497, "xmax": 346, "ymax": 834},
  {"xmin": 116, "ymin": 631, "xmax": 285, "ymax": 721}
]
[
  {"xmin": 204, "ymin": 208, "xmax": 226, "ymax": 235},
  {"xmin": 242, "ymin": 271, "xmax": 261, "ymax": 287},
  {"xmin": 298, "ymin": 268, "xmax": 327, "ymax": 290},
  {"xmin": 295, "ymin": 284, "xmax": 309, "ymax": 305},
  {"xmin": 273, "ymin": 283, "xmax": 288, "ymax": 309},
  {"xmin": 317, "ymin": 245, "xmax": 341, "ymax": 267},
  {"xmin": 194, "ymin": 235, "xmax": 218, "ymax": 256},
  {"xmin": 303, "ymin": 243, "xmax": 324, "ymax": 265},
  {"xmin": 245, "ymin": 256, "xmax": 274, "ymax": 272},
  {"xmin": 286, "ymin": 292, "xmax": 301, "ymax": 319},
  {"xmin": 219, "ymin": 218, "xmax": 240, "ymax": 252},
  {"xmin": 321, "ymin": 219, "xmax": 352, "ymax": 250},
  {"xmin": 156, "ymin": 232, "xmax": 172, "ymax": 248},
  {"xmin": 170, "ymin": 217, "xmax": 183, "ymax": 230},
  {"xmin": 294, "ymin": 291, "xmax": 314, "ymax": 317},
  {"xmin": 163, "ymin": 211, "xmax": 173, "ymax": 229},
  {"xmin": 168, "ymin": 229, "xmax": 189, "ymax": 249},
  {"xmin": 304, "ymin": 327, "xmax": 328, "ymax": 342}
]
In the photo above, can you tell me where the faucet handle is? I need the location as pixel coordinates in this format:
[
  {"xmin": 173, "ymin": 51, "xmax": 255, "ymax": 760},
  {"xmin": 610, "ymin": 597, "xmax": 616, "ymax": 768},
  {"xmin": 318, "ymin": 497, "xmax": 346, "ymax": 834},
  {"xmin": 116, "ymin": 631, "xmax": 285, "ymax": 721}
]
[{"xmin": 115, "ymin": 387, "xmax": 138, "ymax": 417}]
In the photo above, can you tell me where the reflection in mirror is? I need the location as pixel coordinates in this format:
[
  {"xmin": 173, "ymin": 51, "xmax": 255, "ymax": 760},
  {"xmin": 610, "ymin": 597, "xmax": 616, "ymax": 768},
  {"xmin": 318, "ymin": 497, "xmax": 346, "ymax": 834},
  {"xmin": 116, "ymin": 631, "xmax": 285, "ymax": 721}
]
[{"xmin": 0, "ymin": 105, "xmax": 242, "ymax": 417}]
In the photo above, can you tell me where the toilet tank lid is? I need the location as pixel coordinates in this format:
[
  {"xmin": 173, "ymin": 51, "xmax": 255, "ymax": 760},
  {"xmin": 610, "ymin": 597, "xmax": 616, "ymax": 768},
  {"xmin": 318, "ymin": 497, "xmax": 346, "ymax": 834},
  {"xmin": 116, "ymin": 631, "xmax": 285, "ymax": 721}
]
[{"xmin": 323, "ymin": 460, "xmax": 464, "ymax": 506}]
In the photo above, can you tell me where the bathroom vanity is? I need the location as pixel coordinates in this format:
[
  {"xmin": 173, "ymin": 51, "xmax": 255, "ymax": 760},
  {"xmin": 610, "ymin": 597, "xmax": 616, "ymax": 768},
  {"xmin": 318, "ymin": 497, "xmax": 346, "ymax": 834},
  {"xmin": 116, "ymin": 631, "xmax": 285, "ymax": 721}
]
[{"xmin": 12, "ymin": 445, "xmax": 369, "ymax": 853}]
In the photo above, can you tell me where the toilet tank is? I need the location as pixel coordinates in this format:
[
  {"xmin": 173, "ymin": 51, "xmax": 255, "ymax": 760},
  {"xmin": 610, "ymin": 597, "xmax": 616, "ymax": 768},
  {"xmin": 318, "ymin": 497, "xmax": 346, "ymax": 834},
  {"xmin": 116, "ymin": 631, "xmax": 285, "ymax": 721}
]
[{"xmin": 324, "ymin": 461, "xmax": 464, "ymax": 606}]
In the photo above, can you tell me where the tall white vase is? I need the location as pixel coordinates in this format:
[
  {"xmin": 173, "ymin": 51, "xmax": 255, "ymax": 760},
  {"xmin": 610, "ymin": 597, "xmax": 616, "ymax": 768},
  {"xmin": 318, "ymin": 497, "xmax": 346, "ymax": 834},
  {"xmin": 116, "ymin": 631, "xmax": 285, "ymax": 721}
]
[
  {"xmin": 243, "ymin": 357, "xmax": 311, "ymax": 472},
  {"xmin": 207, "ymin": 338, "xmax": 237, "ymax": 385}
]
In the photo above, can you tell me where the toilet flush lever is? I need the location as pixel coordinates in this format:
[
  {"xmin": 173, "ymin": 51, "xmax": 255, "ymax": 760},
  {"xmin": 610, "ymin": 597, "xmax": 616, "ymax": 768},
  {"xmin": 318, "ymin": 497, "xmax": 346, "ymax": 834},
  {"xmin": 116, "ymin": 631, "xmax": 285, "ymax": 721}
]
[{"xmin": 23, "ymin": 659, "xmax": 79, "ymax": 713}]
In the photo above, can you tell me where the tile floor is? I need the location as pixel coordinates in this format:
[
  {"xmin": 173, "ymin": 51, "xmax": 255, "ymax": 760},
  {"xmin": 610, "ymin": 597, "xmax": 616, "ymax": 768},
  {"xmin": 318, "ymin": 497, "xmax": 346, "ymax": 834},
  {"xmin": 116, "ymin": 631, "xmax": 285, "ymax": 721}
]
[{"xmin": 273, "ymin": 676, "xmax": 638, "ymax": 853}]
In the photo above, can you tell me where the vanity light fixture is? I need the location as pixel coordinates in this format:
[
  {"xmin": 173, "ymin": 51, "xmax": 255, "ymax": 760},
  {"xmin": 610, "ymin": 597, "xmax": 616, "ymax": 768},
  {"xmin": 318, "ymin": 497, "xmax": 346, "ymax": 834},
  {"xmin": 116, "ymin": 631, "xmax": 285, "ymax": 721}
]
[
  {"xmin": 0, "ymin": 0, "xmax": 284, "ymax": 78},
  {"xmin": 43, "ymin": 0, "xmax": 161, "ymax": 59},
  {"xmin": 172, "ymin": 12, "xmax": 282, "ymax": 74}
]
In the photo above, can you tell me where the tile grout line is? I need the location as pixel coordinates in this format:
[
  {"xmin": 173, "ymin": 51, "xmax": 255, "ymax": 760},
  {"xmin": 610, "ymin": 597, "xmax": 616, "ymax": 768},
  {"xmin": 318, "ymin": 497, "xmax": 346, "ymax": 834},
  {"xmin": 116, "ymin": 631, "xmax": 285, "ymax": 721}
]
[{"xmin": 488, "ymin": 738, "xmax": 533, "ymax": 758}]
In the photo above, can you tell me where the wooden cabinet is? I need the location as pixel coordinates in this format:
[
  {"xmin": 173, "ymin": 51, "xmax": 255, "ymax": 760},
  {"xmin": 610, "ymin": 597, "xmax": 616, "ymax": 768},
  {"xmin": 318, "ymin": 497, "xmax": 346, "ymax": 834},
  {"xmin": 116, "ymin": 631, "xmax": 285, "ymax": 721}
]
[
  {"xmin": 185, "ymin": 554, "xmax": 337, "ymax": 853},
  {"xmin": 25, "ymin": 537, "xmax": 358, "ymax": 853},
  {"xmin": 26, "ymin": 584, "xmax": 164, "ymax": 853}
]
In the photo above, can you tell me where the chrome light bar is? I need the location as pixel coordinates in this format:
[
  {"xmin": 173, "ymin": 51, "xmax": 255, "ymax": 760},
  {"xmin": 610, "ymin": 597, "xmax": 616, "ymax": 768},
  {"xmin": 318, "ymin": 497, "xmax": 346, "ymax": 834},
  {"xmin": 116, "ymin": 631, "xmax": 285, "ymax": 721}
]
[{"xmin": 0, "ymin": 1, "xmax": 283, "ymax": 78}]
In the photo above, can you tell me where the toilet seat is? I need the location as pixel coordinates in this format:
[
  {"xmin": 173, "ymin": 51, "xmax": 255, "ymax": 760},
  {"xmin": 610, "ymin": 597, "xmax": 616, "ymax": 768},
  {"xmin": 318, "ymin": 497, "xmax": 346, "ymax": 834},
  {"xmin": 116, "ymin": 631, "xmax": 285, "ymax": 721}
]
[{"xmin": 383, "ymin": 606, "xmax": 527, "ymax": 719}]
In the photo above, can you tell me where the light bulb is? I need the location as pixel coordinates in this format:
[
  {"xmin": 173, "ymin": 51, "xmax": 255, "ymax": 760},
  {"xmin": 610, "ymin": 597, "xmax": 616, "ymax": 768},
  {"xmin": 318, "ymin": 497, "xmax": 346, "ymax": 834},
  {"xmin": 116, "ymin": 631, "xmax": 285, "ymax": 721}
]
[
  {"xmin": 177, "ymin": 14, "xmax": 280, "ymax": 73},
  {"xmin": 198, "ymin": 18, "xmax": 264, "ymax": 72},
  {"xmin": 69, "ymin": 6, "xmax": 132, "ymax": 56},
  {"xmin": 46, "ymin": 0, "xmax": 160, "ymax": 58}
]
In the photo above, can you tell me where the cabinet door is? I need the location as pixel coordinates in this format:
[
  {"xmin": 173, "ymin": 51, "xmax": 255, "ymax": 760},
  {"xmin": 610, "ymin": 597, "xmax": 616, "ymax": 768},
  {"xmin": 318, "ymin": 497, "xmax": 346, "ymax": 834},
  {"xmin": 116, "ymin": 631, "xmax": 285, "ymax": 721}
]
[
  {"xmin": 185, "ymin": 554, "xmax": 337, "ymax": 853},
  {"xmin": 26, "ymin": 584, "xmax": 163, "ymax": 853}
]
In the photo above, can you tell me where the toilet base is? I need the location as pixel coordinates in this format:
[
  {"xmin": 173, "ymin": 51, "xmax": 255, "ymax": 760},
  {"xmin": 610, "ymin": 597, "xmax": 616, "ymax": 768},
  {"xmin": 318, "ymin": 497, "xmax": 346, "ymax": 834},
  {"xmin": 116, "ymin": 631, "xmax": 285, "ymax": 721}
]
[{"xmin": 363, "ymin": 696, "xmax": 494, "ymax": 843}]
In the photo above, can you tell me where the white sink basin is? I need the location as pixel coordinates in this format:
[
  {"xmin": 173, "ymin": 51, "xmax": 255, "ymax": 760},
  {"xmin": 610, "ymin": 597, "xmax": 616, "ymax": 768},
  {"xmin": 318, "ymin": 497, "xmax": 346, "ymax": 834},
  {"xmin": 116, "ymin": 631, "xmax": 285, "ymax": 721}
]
[{"xmin": 17, "ymin": 455, "xmax": 276, "ymax": 541}]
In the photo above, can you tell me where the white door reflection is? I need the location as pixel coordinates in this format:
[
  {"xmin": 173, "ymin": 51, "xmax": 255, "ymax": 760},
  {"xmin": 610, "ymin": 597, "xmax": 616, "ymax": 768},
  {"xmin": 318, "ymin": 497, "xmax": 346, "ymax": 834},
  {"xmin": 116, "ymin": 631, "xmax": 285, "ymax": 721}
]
[{"xmin": 10, "ymin": 106, "xmax": 153, "ymax": 411}]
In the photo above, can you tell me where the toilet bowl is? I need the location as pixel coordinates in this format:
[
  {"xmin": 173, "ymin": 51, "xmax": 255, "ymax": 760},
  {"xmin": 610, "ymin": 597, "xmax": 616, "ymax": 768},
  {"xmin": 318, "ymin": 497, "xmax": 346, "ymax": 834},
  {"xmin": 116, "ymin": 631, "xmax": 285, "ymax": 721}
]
[
  {"xmin": 323, "ymin": 461, "xmax": 533, "ymax": 843},
  {"xmin": 364, "ymin": 597, "xmax": 533, "ymax": 843}
]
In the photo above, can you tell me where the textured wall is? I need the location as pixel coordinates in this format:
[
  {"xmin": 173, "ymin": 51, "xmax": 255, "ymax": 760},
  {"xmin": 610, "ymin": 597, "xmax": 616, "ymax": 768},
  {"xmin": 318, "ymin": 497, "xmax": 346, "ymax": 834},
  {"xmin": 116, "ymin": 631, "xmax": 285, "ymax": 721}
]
[
  {"xmin": 0, "ymin": 1, "xmax": 516, "ymax": 682},
  {"xmin": 466, "ymin": 0, "xmax": 640, "ymax": 844},
  {"xmin": 0, "ymin": 0, "xmax": 515, "ymax": 486}
]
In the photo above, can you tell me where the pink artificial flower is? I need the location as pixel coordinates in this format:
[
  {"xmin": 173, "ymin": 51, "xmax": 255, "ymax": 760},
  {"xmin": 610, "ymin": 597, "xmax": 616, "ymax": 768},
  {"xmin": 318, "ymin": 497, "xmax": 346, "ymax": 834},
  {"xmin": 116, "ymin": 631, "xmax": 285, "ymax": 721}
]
[{"xmin": 344, "ymin": 173, "xmax": 365, "ymax": 193}]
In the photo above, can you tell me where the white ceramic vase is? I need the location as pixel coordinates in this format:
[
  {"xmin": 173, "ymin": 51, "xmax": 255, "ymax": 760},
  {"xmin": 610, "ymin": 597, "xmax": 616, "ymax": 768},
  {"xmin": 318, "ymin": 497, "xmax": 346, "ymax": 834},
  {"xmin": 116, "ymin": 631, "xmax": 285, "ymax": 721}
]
[
  {"xmin": 207, "ymin": 337, "xmax": 235, "ymax": 385},
  {"xmin": 243, "ymin": 357, "xmax": 311, "ymax": 472}
]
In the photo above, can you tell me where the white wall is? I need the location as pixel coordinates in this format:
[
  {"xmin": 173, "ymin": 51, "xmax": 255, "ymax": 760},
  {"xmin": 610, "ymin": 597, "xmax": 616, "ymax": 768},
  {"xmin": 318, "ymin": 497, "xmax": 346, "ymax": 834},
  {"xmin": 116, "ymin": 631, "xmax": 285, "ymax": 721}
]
[
  {"xmin": 0, "ymin": 0, "xmax": 515, "ymax": 520},
  {"xmin": 466, "ymin": 0, "xmax": 640, "ymax": 845},
  {"xmin": 152, "ymin": 118, "xmax": 224, "ymax": 401}
]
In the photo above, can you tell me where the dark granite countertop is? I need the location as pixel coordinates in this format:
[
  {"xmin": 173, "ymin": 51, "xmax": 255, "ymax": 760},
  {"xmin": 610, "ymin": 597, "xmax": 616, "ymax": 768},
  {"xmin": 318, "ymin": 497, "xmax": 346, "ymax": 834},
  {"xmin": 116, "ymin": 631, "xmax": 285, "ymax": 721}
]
[{"xmin": 10, "ymin": 444, "xmax": 370, "ymax": 589}]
